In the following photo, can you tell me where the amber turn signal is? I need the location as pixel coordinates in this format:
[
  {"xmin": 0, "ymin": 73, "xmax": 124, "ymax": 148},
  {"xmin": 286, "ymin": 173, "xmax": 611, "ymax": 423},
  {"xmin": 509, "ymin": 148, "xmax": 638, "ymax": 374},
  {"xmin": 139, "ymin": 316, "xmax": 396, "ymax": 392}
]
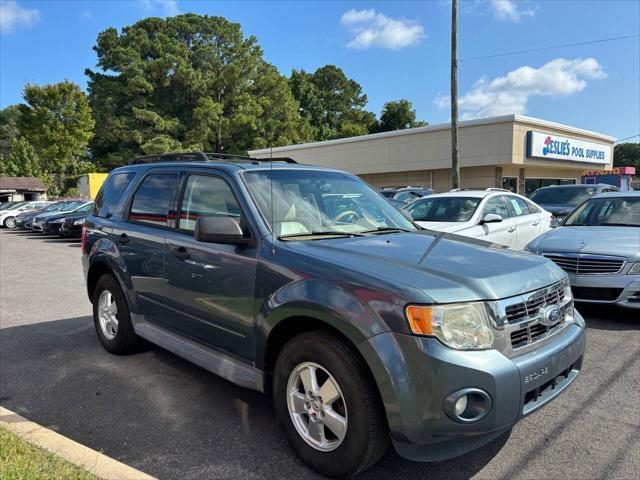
[{"xmin": 405, "ymin": 305, "xmax": 433, "ymax": 335}]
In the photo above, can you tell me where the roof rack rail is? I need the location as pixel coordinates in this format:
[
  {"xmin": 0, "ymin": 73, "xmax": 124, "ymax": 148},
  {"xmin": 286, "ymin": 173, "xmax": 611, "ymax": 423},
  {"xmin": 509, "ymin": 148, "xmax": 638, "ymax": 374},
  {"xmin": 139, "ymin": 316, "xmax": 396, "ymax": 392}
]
[
  {"xmin": 130, "ymin": 151, "xmax": 297, "ymax": 165},
  {"xmin": 449, "ymin": 187, "xmax": 510, "ymax": 192}
]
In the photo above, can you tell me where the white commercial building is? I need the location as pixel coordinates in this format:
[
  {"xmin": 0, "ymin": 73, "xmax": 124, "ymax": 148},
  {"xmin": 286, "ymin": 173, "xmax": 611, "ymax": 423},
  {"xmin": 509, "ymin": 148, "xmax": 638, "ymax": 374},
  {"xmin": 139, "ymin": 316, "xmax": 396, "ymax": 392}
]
[{"xmin": 250, "ymin": 114, "xmax": 615, "ymax": 195}]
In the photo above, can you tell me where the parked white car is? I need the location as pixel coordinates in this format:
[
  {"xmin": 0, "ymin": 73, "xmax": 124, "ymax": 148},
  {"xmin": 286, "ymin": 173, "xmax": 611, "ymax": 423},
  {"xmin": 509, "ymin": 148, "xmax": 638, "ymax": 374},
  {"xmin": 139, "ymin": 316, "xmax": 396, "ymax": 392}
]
[
  {"xmin": 0, "ymin": 201, "xmax": 51, "ymax": 228},
  {"xmin": 404, "ymin": 189, "xmax": 552, "ymax": 250}
]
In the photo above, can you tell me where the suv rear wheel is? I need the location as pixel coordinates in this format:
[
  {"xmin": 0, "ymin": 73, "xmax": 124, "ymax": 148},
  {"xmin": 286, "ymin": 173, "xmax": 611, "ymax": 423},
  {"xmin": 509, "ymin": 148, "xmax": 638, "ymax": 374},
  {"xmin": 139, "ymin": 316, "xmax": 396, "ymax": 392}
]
[
  {"xmin": 92, "ymin": 274, "xmax": 142, "ymax": 354},
  {"xmin": 273, "ymin": 331, "xmax": 388, "ymax": 477}
]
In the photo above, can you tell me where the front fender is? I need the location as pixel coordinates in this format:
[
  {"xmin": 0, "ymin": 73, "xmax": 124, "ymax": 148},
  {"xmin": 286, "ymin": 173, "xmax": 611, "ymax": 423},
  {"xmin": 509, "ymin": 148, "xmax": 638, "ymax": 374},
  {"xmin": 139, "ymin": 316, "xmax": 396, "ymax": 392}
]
[{"xmin": 254, "ymin": 279, "xmax": 390, "ymax": 370}]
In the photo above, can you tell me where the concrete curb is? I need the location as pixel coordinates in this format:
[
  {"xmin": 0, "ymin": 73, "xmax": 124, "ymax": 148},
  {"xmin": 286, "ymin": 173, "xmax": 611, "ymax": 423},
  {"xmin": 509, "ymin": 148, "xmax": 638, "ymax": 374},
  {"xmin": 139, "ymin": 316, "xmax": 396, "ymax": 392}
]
[{"xmin": 1, "ymin": 406, "xmax": 156, "ymax": 480}]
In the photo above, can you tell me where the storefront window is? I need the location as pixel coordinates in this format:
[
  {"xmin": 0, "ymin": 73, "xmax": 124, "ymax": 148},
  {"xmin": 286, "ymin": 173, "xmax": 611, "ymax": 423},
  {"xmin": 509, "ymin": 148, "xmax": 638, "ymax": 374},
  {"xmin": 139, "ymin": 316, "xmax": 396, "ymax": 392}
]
[
  {"xmin": 502, "ymin": 176, "xmax": 517, "ymax": 193},
  {"xmin": 525, "ymin": 178, "xmax": 576, "ymax": 196}
]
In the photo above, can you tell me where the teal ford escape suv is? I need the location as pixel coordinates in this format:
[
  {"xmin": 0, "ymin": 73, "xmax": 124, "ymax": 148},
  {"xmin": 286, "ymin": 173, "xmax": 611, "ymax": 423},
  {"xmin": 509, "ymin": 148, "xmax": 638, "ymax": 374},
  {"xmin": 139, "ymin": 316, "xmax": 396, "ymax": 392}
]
[{"xmin": 82, "ymin": 152, "xmax": 585, "ymax": 477}]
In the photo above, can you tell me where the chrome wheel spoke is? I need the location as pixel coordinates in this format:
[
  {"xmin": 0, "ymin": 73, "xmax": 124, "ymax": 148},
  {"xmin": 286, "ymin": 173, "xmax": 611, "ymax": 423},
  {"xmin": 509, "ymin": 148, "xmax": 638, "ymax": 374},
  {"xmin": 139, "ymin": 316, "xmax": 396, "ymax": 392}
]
[
  {"xmin": 300, "ymin": 366, "xmax": 319, "ymax": 395},
  {"xmin": 290, "ymin": 391, "xmax": 307, "ymax": 414},
  {"xmin": 97, "ymin": 290, "xmax": 118, "ymax": 340},
  {"xmin": 307, "ymin": 419, "xmax": 325, "ymax": 444},
  {"xmin": 319, "ymin": 378, "xmax": 340, "ymax": 406},
  {"xmin": 323, "ymin": 408, "xmax": 347, "ymax": 440}
]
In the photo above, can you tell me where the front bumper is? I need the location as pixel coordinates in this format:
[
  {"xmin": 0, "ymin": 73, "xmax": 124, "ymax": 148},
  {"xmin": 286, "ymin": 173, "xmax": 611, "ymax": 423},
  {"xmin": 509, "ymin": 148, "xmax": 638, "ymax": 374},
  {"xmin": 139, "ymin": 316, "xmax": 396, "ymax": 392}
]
[
  {"xmin": 42, "ymin": 222, "xmax": 63, "ymax": 234},
  {"xmin": 358, "ymin": 311, "xmax": 586, "ymax": 462},
  {"xmin": 60, "ymin": 222, "xmax": 82, "ymax": 237},
  {"xmin": 31, "ymin": 220, "xmax": 44, "ymax": 231},
  {"xmin": 569, "ymin": 272, "xmax": 640, "ymax": 309}
]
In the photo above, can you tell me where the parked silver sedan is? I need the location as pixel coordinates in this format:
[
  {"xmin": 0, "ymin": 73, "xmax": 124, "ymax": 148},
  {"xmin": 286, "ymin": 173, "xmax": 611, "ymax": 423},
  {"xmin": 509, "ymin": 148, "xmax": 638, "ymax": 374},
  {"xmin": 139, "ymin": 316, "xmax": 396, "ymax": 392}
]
[{"xmin": 526, "ymin": 191, "xmax": 640, "ymax": 309}]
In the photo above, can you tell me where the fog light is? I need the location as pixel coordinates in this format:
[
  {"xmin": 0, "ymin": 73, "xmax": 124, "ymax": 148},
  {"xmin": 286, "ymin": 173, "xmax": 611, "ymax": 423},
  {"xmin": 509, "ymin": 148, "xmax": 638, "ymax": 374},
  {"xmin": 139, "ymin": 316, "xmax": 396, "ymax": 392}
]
[
  {"xmin": 444, "ymin": 388, "xmax": 492, "ymax": 423},
  {"xmin": 454, "ymin": 395, "xmax": 468, "ymax": 416}
]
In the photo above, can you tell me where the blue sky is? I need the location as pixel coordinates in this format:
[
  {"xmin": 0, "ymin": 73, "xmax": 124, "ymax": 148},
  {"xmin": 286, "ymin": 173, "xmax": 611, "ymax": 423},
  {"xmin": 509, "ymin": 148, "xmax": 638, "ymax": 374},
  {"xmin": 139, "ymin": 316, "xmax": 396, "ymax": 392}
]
[{"xmin": 1, "ymin": 0, "xmax": 639, "ymax": 141}]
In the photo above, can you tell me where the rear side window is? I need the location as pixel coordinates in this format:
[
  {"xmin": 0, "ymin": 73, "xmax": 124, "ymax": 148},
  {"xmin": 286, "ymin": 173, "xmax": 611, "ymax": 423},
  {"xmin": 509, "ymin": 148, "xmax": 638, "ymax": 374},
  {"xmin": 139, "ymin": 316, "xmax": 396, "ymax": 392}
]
[
  {"xmin": 129, "ymin": 173, "xmax": 180, "ymax": 227},
  {"xmin": 179, "ymin": 175, "xmax": 241, "ymax": 231},
  {"xmin": 525, "ymin": 200, "xmax": 540, "ymax": 213},
  {"xmin": 94, "ymin": 172, "xmax": 137, "ymax": 218},
  {"xmin": 483, "ymin": 196, "xmax": 509, "ymax": 218},
  {"xmin": 506, "ymin": 196, "xmax": 530, "ymax": 217}
]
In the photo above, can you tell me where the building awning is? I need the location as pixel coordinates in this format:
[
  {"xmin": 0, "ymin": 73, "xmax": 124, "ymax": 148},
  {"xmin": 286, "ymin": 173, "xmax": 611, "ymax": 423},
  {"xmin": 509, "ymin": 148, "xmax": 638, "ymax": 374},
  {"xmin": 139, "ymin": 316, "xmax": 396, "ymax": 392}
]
[{"xmin": 0, "ymin": 176, "xmax": 46, "ymax": 192}]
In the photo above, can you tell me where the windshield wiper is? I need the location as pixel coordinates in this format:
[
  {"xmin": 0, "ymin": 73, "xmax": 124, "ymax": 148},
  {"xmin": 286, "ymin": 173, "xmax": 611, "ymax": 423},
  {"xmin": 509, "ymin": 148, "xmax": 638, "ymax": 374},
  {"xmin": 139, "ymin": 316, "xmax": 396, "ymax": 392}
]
[
  {"xmin": 600, "ymin": 222, "xmax": 638, "ymax": 227},
  {"xmin": 359, "ymin": 226, "xmax": 413, "ymax": 234},
  {"xmin": 278, "ymin": 230, "xmax": 366, "ymax": 240}
]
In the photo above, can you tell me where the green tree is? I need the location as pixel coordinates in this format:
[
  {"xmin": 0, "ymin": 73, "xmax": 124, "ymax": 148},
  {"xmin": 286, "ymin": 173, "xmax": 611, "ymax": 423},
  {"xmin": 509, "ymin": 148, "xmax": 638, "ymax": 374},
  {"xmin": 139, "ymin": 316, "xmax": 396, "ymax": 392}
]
[
  {"xmin": 87, "ymin": 14, "xmax": 309, "ymax": 168},
  {"xmin": 0, "ymin": 105, "xmax": 21, "ymax": 162},
  {"xmin": 289, "ymin": 65, "xmax": 376, "ymax": 141},
  {"xmin": 613, "ymin": 143, "xmax": 640, "ymax": 169},
  {"xmin": 375, "ymin": 99, "xmax": 427, "ymax": 133},
  {"xmin": 1, "ymin": 137, "xmax": 41, "ymax": 177},
  {"xmin": 17, "ymin": 81, "xmax": 94, "ymax": 175}
]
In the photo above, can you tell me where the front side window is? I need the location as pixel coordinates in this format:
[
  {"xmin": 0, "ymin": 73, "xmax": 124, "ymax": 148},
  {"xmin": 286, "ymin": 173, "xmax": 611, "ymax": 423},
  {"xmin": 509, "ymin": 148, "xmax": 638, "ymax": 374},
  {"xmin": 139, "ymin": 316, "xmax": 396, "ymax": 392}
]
[
  {"xmin": 94, "ymin": 172, "xmax": 137, "ymax": 218},
  {"xmin": 179, "ymin": 175, "xmax": 241, "ymax": 231},
  {"xmin": 406, "ymin": 196, "xmax": 481, "ymax": 222},
  {"xmin": 483, "ymin": 196, "xmax": 509, "ymax": 218},
  {"xmin": 129, "ymin": 173, "xmax": 180, "ymax": 227},
  {"xmin": 506, "ymin": 196, "xmax": 530, "ymax": 217},
  {"xmin": 563, "ymin": 197, "xmax": 640, "ymax": 227},
  {"xmin": 243, "ymin": 170, "xmax": 415, "ymax": 237}
]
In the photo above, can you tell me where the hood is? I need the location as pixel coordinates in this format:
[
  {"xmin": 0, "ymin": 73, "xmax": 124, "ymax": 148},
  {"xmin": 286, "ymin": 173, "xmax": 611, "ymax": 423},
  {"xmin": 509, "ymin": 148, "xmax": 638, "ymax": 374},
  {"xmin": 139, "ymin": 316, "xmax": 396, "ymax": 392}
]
[
  {"xmin": 63, "ymin": 213, "xmax": 87, "ymax": 222},
  {"xmin": 285, "ymin": 231, "xmax": 565, "ymax": 303},
  {"xmin": 529, "ymin": 226, "xmax": 640, "ymax": 260},
  {"xmin": 45, "ymin": 212, "xmax": 75, "ymax": 222},
  {"xmin": 415, "ymin": 221, "xmax": 470, "ymax": 233},
  {"xmin": 17, "ymin": 210, "xmax": 44, "ymax": 218},
  {"xmin": 35, "ymin": 210, "xmax": 73, "ymax": 220},
  {"xmin": 538, "ymin": 204, "xmax": 576, "ymax": 216}
]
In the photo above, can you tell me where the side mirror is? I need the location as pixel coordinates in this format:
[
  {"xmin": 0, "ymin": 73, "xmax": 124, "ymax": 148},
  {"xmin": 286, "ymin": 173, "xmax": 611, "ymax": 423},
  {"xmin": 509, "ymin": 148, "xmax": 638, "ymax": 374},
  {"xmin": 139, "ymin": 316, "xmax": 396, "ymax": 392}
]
[
  {"xmin": 482, "ymin": 213, "xmax": 503, "ymax": 224},
  {"xmin": 194, "ymin": 216, "xmax": 250, "ymax": 245}
]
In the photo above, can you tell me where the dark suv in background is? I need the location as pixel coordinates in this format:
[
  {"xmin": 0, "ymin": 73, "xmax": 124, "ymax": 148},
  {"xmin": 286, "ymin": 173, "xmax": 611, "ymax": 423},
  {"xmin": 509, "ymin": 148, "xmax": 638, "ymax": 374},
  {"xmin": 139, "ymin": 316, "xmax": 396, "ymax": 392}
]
[{"xmin": 82, "ymin": 152, "xmax": 585, "ymax": 477}]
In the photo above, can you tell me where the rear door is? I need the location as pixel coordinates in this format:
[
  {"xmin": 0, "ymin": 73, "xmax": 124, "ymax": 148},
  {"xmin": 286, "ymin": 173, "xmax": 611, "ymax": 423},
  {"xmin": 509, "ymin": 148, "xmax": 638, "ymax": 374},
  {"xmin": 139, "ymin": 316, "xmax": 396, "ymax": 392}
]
[
  {"xmin": 112, "ymin": 169, "xmax": 181, "ymax": 322},
  {"xmin": 163, "ymin": 171, "xmax": 258, "ymax": 359},
  {"xmin": 505, "ymin": 195, "xmax": 541, "ymax": 249},
  {"xmin": 476, "ymin": 195, "xmax": 517, "ymax": 247}
]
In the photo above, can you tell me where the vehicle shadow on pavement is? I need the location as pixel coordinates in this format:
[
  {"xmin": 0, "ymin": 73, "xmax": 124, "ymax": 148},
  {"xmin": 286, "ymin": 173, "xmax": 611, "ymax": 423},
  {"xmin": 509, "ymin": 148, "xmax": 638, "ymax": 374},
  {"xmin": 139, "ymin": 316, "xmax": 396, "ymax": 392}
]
[{"xmin": 0, "ymin": 316, "xmax": 509, "ymax": 480}]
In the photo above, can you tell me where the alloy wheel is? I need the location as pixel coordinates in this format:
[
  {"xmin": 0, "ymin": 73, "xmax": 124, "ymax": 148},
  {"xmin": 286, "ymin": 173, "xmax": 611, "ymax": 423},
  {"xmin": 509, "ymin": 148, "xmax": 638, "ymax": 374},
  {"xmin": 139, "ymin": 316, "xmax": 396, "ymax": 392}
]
[
  {"xmin": 286, "ymin": 362, "xmax": 348, "ymax": 452},
  {"xmin": 97, "ymin": 290, "xmax": 119, "ymax": 340}
]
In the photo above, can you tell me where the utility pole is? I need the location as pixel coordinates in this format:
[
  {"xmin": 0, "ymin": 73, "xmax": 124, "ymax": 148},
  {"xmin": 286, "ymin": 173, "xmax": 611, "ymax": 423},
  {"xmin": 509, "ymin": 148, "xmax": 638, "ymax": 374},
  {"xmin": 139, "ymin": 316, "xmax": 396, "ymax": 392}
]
[{"xmin": 450, "ymin": 0, "xmax": 460, "ymax": 189}]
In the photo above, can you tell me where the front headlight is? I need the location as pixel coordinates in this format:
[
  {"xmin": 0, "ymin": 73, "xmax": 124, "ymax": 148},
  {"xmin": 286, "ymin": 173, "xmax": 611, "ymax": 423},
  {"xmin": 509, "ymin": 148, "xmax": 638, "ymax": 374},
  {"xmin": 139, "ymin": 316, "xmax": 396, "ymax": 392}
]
[
  {"xmin": 73, "ymin": 219, "xmax": 85, "ymax": 226},
  {"xmin": 405, "ymin": 302, "xmax": 494, "ymax": 350},
  {"xmin": 51, "ymin": 218, "xmax": 65, "ymax": 224},
  {"xmin": 629, "ymin": 262, "xmax": 640, "ymax": 275}
]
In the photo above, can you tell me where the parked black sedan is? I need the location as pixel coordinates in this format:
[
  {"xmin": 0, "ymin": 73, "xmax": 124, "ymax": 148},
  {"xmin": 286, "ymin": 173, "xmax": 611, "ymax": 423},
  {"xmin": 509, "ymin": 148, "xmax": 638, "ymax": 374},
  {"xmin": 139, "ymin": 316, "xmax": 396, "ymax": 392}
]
[
  {"xmin": 59, "ymin": 208, "xmax": 92, "ymax": 238},
  {"xmin": 42, "ymin": 202, "xmax": 93, "ymax": 235}
]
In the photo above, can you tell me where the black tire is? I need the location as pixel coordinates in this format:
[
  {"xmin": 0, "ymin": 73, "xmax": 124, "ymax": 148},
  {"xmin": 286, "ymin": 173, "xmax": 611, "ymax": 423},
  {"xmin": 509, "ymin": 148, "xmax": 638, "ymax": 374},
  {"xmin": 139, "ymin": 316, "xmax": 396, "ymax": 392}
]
[
  {"xmin": 3, "ymin": 216, "xmax": 16, "ymax": 229},
  {"xmin": 92, "ymin": 274, "xmax": 142, "ymax": 355},
  {"xmin": 273, "ymin": 331, "xmax": 389, "ymax": 477}
]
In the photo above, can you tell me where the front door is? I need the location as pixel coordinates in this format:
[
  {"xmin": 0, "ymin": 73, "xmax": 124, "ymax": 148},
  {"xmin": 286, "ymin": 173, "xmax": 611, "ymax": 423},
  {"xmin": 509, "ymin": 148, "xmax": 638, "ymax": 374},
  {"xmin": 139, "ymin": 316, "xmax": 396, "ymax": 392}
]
[
  {"xmin": 476, "ymin": 195, "xmax": 517, "ymax": 247},
  {"xmin": 163, "ymin": 173, "xmax": 257, "ymax": 359},
  {"xmin": 505, "ymin": 195, "xmax": 541, "ymax": 249}
]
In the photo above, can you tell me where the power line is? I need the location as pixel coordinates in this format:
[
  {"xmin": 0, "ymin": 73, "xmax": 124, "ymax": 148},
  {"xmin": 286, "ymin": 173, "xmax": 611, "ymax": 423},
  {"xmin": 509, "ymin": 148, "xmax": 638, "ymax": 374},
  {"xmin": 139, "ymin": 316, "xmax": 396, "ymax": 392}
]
[
  {"xmin": 615, "ymin": 134, "xmax": 640, "ymax": 144},
  {"xmin": 461, "ymin": 33, "xmax": 640, "ymax": 62}
]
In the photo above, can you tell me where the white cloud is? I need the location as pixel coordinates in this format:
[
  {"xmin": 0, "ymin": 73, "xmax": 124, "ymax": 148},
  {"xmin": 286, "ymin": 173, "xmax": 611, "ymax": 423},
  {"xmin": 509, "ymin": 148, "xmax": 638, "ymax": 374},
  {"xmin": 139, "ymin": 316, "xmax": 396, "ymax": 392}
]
[
  {"xmin": 489, "ymin": 0, "xmax": 535, "ymax": 23},
  {"xmin": 139, "ymin": 0, "xmax": 179, "ymax": 16},
  {"xmin": 0, "ymin": 0, "xmax": 41, "ymax": 34},
  {"xmin": 340, "ymin": 9, "xmax": 425, "ymax": 50},
  {"xmin": 80, "ymin": 10, "xmax": 93, "ymax": 21},
  {"xmin": 435, "ymin": 58, "xmax": 606, "ymax": 119}
]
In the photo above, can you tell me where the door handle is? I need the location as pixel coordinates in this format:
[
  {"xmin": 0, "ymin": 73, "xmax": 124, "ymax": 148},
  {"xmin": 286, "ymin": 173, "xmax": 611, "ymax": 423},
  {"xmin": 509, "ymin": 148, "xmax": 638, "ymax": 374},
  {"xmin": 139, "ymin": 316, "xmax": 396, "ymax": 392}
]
[
  {"xmin": 507, "ymin": 226, "xmax": 516, "ymax": 233},
  {"xmin": 118, "ymin": 233, "xmax": 130, "ymax": 245},
  {"xmin": 532, "ymin": 222, "xmax": 539, "ymax": 226},
  {"xmin": 172, "ymin": 246, "xmax": 190, "ymax": 260}
]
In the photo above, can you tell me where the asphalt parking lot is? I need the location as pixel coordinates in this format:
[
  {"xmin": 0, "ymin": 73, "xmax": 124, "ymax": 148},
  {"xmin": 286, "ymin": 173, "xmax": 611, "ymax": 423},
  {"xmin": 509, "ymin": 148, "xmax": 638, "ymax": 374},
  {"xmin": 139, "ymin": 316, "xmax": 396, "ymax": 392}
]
[{"xmin": 1, "ymin": 228, "xmax": 639, "ymax": 479}]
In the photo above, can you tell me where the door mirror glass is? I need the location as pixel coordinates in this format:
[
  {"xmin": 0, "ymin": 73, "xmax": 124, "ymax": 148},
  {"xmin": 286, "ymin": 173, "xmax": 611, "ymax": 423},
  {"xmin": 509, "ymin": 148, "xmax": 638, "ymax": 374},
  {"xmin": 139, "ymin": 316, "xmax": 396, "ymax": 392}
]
[
  {"xmin": 194, "ymin": 216, "xmax": 249, "ymax": 245},
  {"xmin": 482, "ymin": 213, "xmax": 503, "ymax": 224}
]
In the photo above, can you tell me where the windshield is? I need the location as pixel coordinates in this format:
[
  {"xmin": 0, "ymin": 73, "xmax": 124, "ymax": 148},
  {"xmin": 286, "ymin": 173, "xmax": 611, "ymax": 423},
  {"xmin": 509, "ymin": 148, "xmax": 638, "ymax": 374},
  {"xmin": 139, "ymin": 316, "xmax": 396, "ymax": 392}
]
[
  {"xmin": 0, "ymin": 202, "xmax": 18, "ymax": 210},
  {"xmin": 530, "ymin": 186, "xmax": 596, "ymax": 206},
  {"xmin": 43, "ymin": 203, "xmax": 64, "ymax": 211},
  {"xmin": 243, "ymin": 170, "xmax": 416, "ymax": 238},
  {"xmin": 405, "ymin": 196, "xmax": 481, "ymax": 222},
  {"xmin": 4, "ymin": 202, "xmax": 27, "ymax": 211},
  {"xmin": 75, "ymin": 203, "xmax": 93, "ymax": 213},
  {"xmin": 563, "ymin": 196, "xmax": 640, "ymax": 227}
]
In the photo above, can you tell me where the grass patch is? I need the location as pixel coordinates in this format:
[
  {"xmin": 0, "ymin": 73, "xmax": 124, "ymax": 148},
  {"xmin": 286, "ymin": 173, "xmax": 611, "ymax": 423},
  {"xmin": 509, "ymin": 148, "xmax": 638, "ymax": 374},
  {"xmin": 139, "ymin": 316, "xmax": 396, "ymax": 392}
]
[{"xmin": 0, "ymin": 427, "xmax": 96, "ymax": 480}]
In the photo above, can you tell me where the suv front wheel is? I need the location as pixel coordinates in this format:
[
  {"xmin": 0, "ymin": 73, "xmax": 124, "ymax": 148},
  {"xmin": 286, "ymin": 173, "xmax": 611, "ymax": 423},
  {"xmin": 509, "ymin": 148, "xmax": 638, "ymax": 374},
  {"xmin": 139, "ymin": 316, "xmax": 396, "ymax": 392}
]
[
  {"xmin": 92, "ymin": 274, "xmax": 142, "ymax": 355},
  {"xmin": 273, "ymin": 331, "xmax": 388, "ymax": 477}
]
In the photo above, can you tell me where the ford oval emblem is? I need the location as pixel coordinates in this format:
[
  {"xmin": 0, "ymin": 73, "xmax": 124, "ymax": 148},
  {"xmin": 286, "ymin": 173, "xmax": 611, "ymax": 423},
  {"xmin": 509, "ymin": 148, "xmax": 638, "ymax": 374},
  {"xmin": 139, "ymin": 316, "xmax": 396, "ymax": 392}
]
[{"xmin": 541, "ymin": 305, "xmax": 562, "ymax": 326}]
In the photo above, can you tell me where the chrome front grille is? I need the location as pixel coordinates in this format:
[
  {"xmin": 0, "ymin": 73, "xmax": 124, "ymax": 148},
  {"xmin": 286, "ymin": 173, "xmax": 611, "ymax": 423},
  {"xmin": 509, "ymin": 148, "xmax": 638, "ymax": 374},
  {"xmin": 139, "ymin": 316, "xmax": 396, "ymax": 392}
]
[
  {"xmin": 491, "ymin": 280, "xmax": 574, "ymax": 357},
  {"xmin": 543, "ymin": 252, "xmax": 625, "ymax": 275}
]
